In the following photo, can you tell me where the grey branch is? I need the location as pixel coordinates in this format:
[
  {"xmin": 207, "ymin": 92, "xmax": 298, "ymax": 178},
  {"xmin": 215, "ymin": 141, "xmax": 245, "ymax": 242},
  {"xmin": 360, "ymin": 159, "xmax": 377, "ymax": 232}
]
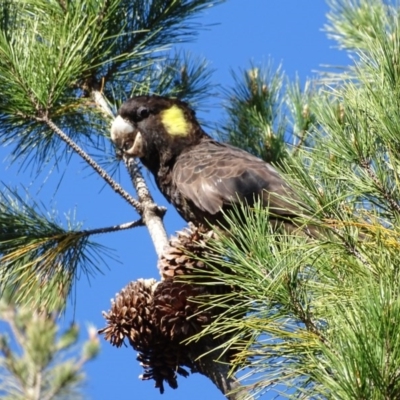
[
  {"xmin": 80, "ymin": 219, "xmax": 144, "ymax": 236},
  {"xmin": 39, "ymin": 116, "xmax": 142, "ymax": 213},
  {"xmin": 124, "ymin": 157, "xmax": 169, "ymax": 260},
  {"xmin": 91, "ymin": 89, "xmax": 115, "ymax": 119},
  {"xmin": 193, "ymin": 348, "xmax": 254, "ymax": 400}
]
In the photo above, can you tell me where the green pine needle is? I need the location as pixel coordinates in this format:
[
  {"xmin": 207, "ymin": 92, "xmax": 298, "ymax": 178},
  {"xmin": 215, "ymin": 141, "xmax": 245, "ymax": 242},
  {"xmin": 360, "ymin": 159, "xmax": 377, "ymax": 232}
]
[
  {"xmin": 0, "ymin": 187, "xmax": 109, "ymax": 311},
  {"xmin": 219, "ymin": 62, "xmax": 288, "ymax": 164}
]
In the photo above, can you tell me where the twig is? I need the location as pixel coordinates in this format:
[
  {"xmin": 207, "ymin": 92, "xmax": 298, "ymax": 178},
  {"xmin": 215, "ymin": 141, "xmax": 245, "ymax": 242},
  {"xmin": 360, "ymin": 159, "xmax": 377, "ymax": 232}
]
[
  {"xmin": 91, "ymin": 88, "xmax": 114, "ymax": 119},
  {"xmin": 88, "ymin": 86, "xmax": 169, "ymax": 257},
  {"xmin": 360, "ymin": 158, "xmax": 400, "ymax": 215},
  {"xmin": 33, "ymin": 370, "xmax": 42, "ymax": 400},
  {"xmin": 80, "ymin": 219, "xmax": 144, "ymax": 236},
  {"xmin": 38, "ymin": 115, "xmax": 142, "ymax": 214},
  {"xmin": 292, "ymin": 129, "xmax": 307, "ymax": 156},
  {"xmin": 289, "ymin": 286, "xmax": 329, "ymax": 346},
  {"xmin": 331, "ymin": 226, "xmax": 373, "ymax": 271}
]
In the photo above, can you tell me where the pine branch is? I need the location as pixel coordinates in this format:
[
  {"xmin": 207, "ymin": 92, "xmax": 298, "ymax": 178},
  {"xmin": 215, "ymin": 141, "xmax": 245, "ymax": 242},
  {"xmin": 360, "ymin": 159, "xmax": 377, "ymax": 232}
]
[
  {"xmin": 331, "ymin": 226, "xmax": 372, "ymax": 270},
  {"xmin": 124, "ymin": 157, "xmax": 168, "ymax": 259},
  {"xmin": 219, "ymin": 64, "xmax": 287, "ymax": 164},
  {"xmin": 98, "ymin": 0, "xmax": 223, "ymax": 85},
  {"xmin": 0, "ymin": 187, "xmax": 113, "ymax": 309},
  {"xmin": 90, "ymin": 87, "xmax": 115, "ymax": 119},
  {"xmin": 360, "ymin": 158, "xmax": 400, "ymax": 215},
  {"xmin": 193, "ymin": 353, "xmax": 254, "ymax": 400},
  {"xmin": 288, "ymin": 282, "xmax": 329, "ymax": 346},
  {"xmin": 37, "ymin": 114, "xmax": 143, "ymax": 213},
  {"xmin": 80, "ymin": 219, "xmax": 144, "ymax": 236}
]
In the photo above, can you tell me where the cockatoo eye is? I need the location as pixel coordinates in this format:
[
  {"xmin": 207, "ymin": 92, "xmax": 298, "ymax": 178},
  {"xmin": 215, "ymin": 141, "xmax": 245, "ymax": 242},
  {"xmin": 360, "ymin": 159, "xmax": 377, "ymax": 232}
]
[{"xmin": 137, "ymin": 106, "xmax": 149, "ymax": 119}]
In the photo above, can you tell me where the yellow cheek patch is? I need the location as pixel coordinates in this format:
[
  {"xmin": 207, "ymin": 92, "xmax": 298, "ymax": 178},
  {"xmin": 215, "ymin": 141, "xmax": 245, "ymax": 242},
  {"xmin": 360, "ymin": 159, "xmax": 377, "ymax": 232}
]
[{"xmin": 161, "ymin": 104, "xmax": 190, "ymax": 136}]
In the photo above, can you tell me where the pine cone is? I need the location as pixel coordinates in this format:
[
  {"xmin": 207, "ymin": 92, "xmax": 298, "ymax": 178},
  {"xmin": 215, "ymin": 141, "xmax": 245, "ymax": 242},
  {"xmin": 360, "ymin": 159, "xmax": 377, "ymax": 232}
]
[
  {"xmin": 99, "ymin": 225, "xmax": 237, "ymax": 393},
  {"xmin": 98, "ymin": 279, "xmax": 157, "ymax": 349},
  {"xmin": 137, "ymin": 343, "xmax": 191, "ymax": 394},
  {"xmin": 99, "ymin": 279, "xmax": 195, "ymax": 393},
  {"xmin": 159, "ymin": 224, "xmax": 216, "ymax": 279},
  {"xmin": 153, "ymin": 279, "xmax": 212, "ymax": 341}
]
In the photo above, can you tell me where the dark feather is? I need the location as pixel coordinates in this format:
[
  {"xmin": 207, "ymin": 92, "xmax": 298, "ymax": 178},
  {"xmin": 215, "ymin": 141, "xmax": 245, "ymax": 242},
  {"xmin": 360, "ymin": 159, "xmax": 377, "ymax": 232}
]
[
  {"xmin": 112, "ymin": 95, "xmax": 308, "ymax": 232},
  {"xmin": 169, "ymin": 137, "xmax": 301, "ymax": 226}
]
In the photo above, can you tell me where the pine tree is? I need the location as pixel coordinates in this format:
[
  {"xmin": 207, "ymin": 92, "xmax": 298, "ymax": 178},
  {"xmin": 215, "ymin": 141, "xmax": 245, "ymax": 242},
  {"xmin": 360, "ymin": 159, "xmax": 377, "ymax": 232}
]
[
  {"xmin": 0, "ymin": 293, "xmax": 99, "ymax": 400},
  {"xmin": 3, "ymin": 0, "xmax": 400, "ymax": 399},
  {"xmin": 189, "ymin": 0, "xmax": 400, "ymax": 398}
]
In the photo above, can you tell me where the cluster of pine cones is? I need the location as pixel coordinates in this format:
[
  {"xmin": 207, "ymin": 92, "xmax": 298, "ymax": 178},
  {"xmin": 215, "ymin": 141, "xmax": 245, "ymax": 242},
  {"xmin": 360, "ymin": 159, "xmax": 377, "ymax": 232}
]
[{"xmin": 99, "ymin": 226, "xmax": 230, "ymax": 393}]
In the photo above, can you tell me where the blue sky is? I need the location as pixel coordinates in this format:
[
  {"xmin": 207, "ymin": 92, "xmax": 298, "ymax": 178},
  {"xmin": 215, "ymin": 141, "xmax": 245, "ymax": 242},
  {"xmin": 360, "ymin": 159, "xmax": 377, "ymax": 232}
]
[{"xmin": 0, "ymin": 1, "xmax": 350, "ymax": 399}]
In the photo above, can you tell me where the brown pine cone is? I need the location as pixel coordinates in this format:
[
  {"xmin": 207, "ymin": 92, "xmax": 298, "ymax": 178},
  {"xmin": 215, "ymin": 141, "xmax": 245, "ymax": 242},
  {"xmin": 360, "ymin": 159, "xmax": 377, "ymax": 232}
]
[
  {"xmin": 152, "ymin": 279, "xmax": 212, "ymax": 341},
  {"xmin": 99, "ymin": 279, "xmax": 196, "ymax": 393},
  {"xmin": 159, "ymin": 224, "xmax": 216, "ymax": 279},
  {"xmin": 98, "ymin": 279, "xmax": 157, "ymax": 349},
  {"xmin": 99, "ymin": 225, "xmax": 237, "ymax": 393}
]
